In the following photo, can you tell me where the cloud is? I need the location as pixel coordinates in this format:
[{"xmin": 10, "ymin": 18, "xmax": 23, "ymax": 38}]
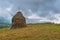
[
  {"xmin": 20, "ymin": 0, "xmax": 44, "ymax": 2},
  {"xmin": 27, "ymin": 9, "xmax": 41, "ymax": 19},
  {"xmin": 26, "ymin": 9, "xmax": 60, "ymax": 24},
  {"xmin": 27, "ymin": 9, "xmax": 51, "ymax": 23},
  {"xmin": 27, "ymin": 14, "xmax": 40, "ymax": 19},
  {"xmin": 6, "ymin": 6, "xmax": 12, "ymax": 12},
  {"xmin": 0, "ymin": 0, "xmax": 60, "ymax": 24},
  {"xmin": 52, "ymin": 14, "xmax": 60, "ymax": 24},
  {"xmin": 27, "ymin": 13, "xmax": 52, "ymax": 23},
  {"xmin": 0, "ymin": 4, "xmax": 13, "ymax": 23}
]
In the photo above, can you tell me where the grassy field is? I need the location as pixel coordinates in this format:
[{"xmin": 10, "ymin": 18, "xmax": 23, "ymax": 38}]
[{"xmin": 0, "ymin": 23, "xmax": 60, "ymax": 40}]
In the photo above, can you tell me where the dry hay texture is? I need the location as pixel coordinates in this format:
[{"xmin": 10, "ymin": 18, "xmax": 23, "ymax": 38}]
[{"xmin": 11, "ymin": 11, "xmax": 26, "ymax": 29}]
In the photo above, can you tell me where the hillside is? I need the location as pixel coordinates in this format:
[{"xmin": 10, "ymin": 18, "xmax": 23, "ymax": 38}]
[{"xmin": 0, "ymin": 23, "xmax": 60, "ymax": 40}]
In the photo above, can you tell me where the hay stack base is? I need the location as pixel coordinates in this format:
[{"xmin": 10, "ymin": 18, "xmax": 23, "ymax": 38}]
[{"xmin": 11, "ymin": 11, "xmax": 26, "ymax": 29}]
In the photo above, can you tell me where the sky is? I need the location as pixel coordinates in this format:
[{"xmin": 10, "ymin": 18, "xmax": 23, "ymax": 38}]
[{"xmin": 0, "ymin": 0, "xmax": 60, "ymax": 24}]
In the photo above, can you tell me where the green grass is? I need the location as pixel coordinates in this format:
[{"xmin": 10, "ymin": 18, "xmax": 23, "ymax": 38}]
[{"xmin": 0, "ymin": 23, "xmax": 60, "ymax": 40}]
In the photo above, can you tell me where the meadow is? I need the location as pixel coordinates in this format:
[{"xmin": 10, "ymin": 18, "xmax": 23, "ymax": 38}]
[{"xmin": 0, "ymin": 23, "xmax": 60, "ymax": 40}]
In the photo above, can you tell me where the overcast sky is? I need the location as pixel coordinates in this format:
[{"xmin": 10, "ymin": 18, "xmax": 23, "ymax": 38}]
[{"xmin": 0, "ymin": 0, "xmax": 60, "ymax": 24}]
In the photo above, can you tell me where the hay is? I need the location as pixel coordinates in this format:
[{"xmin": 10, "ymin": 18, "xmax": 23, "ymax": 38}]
[{"xmin": 11, "ymin": 11, "xmax": 26, "ymax": 29}]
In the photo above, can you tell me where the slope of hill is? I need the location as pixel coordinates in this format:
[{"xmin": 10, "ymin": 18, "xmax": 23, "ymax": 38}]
[{"xmin": 0, "ymin": 23, "xmax": 60, "ymax": 40}]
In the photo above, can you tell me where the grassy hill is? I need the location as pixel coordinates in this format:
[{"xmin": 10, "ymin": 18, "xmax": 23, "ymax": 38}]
[{"xmin": 0, "ymin": 23, "xmax": 60, "ymax": 40}]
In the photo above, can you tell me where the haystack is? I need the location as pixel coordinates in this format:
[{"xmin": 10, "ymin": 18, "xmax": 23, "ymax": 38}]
[{"xmin": 11, "ymin": 11, "xmax": 26, "ymax": 29}]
